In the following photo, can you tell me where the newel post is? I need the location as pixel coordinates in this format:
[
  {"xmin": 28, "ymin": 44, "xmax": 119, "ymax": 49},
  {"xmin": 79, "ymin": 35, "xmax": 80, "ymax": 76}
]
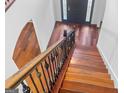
[{"xmin": 63, "ymin": 30, "xmax": 67, "ymax": 37}]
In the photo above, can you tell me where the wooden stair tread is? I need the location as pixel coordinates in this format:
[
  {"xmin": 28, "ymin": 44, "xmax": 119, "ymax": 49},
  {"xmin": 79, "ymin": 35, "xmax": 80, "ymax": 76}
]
[
  {"xmin": 73, "ymin": 50, "xmax": 101, "ymax": 57},
  {"xmin": 70, "ymin": 61, "xmax": 106, "ymax": 69},
  {"xmin": 69, "ymin": 63, "xmax": 107, "ymax": 70},
  {"xmin": 65, "ymin": 72, "xmax": 113, "ymax": 84},
  {"xmin": 73, "ymin": 53, "xmax": 102, "ymax": 60},
  {"xmin": 67, "ymin": 67, "xmax": 111, "ymax": 79},
  {"xmin": 71, "ymin": 57, "xmax": 105, "ymax": 64},
  {"xmin": 70, "ymin": 58, "xmax": 105, "ymax": 66},
  {"xmin": 66, "ymin": 72, "xmax": 110, "ymax": 80},
  {"xmin": 65, "ymin": 74, "xmax": 114, "ymax": 88},
  {"xmin": 60, "ymin": 81, "xmax": 118, "ymax": 93},
  {"xmin": 75, "ymin": 46, "xmax": 98, "ymax": 51},
  {"xmin": 72, "ymin": 56, "xmax": 103, "ymax": 63},
  {"xmin": 64, "ymin": 78, "xmax": 114, "ymax": 88},
  {"xmin": 69, "ymin": 64, "xmax": 108, "ymax": 73},
  {"xmin": 74, "ymin": 49, "xmax": 101, "ymax": 57}
]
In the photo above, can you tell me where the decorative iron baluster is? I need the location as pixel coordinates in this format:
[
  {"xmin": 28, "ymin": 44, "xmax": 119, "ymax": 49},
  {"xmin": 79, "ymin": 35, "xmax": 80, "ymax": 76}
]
[
  {"xmin": 60, "ymin": 45, "xmax": 64, "ymax": 68},
  {"xmin": 71, "ymin": 31, "xmax": 75, "ymax": 46},
  {"xmin": 63, "ymin": 30, "xmax": 67, "ymax": 58},
  {"xmin": 60, "ymin": 43, "xmax": 65, "ymax": 64},
  {"xmin": 35, "ymin": 67, "xmax": 46, "ymax": 93},
  {"xmin": 50, "ymin": 53, "xmax": 58, "ymax": 79},
  {"xmin": 68, "ymin": 36, "xmax": 71, "ymax": 51},
  {"xmin": 53, "ymin": 49, "xmax": 59, "ymax": 77},
  {"xmin": 54, "ymin": 47, "xmax": 60, "ymax": 77},
  {"xmin": 56, "ymin": 45, "xmax": 63, "ymax": 74},
  {"xmin": 44, "ymin": 60, "xmax": 53, "ymax": 90},
  {"xmin": 29, "ymin": 74, "xmax": 39, "ymax": 93},
  {"xmin": 40, "ymin": 63, "xmax": 50, "ymax": 93},
  {"xmin": 47, "ymin": 56, "xmax": 55, "ymax": 84},
  {"xmin": 66, "ymin": 36, "xmax": 70, "ymax": 55},
  {"xmin": 21, "ymin": 82, "xmax": 30, "ymax": 93}
]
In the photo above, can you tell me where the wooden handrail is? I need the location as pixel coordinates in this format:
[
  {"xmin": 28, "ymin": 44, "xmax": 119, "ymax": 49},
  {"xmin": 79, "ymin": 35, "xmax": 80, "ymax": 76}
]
[
  {"xmin": 5, "ymin": 30, "xmax": 75, "ymax": 93},
  {"xmin": 5, "ymin": 37, "xmax": 65, "ymax": 89}
]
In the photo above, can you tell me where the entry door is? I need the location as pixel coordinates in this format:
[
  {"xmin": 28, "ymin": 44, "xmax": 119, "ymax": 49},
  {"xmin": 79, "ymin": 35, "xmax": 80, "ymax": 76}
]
[{"xmin": 61, "ymin": 0, "xmax": 94, "ymax": 24}]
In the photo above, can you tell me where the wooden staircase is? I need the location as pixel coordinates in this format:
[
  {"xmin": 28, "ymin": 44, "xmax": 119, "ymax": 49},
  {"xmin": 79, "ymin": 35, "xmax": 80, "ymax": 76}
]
[
  {"xmin": 48, "ymin": 22, "xmax": 118, "ymax": 93},
  {"xmin": 60, "ymin": 47, "xmax": 117, "ymax": 93},
  {"xmin": 5, "ymin": 21, "xmax": 118, "ymax": 93}
]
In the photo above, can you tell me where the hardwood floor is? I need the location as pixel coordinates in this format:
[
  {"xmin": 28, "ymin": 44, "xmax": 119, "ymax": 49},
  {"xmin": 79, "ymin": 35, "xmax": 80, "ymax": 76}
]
[
  {"xmin": 47, "ymin": 21, "xmax": 98, "ymax": 48},
  {"xmin": 48, "ymin": 21, "xmax": 117, "ymax": 93}
]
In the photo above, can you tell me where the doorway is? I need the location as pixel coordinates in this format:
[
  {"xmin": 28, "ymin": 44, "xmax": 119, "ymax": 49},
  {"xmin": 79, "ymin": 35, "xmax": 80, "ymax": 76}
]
[{"xmin": 61, "ymin": 0, "xmax": 95, "ymax": 24}]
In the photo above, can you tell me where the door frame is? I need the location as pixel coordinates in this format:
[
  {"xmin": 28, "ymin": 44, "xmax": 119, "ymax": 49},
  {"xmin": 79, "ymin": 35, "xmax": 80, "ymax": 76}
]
[{"xmin": 61, "ymin": 0, "xmax": 95, "ymax": 24}]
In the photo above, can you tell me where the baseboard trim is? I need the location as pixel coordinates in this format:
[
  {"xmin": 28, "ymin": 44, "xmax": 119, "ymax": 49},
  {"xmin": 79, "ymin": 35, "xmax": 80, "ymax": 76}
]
[{"xmin": 97, "ymin": 45, "xmax": 118, "ymax": 88}]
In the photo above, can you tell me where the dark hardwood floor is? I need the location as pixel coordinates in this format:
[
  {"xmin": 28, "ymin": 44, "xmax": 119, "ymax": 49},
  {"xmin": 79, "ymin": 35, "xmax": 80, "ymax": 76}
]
[{"xmin": 47, "ymin": 21, "xmax": 98, "ymax": 48}]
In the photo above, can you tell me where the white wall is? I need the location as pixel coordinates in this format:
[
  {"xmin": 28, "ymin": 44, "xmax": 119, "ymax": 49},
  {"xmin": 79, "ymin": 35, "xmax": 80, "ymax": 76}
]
[
  {"xmin": 91, "ymin": 0, "xmax": 106, "ymax": 27},
  {"xmin": 52, "ymin": 0, "xmax": 62, "ymax": 21},
  {"xmin": 6, "ymin": 0, "xmax": 55, "ymax": 79},
  {"xmin": 97, "ymin": 0, "xmax": 118, "ymax": 87}
]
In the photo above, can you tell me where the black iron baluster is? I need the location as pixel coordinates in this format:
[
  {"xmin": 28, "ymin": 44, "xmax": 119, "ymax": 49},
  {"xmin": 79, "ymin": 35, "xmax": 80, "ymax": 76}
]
[
  {"xmin": 61, "ymin": 43, "xmax": 65, "ymax": 67},
  {"xmin": 60, "ymin": 43, "xmax": 65, "ymax": 63},
  {"xmin": 21, "ymin": 81, "xmax": 30, "ymax": 93},
  {"xmin": 69, "ymin": 36, "xmax": 72, "ymax": 50},
  {"xmin": 71, "ymin": 32, "xmax": 73, "ymax": 46},
  {"xmin": 70, "ymin": 33, "xmax": 72, "ymax": 47},
  {"xmin": 66, "ymin": 37, "xmax": 70, "ymax": 55},
  {"xmin": 71, "ymin": 31, "xmax": 75, "ymax": 46},
  {"xmin": 50, "ymin": 53, "xmax": 58, "ymax": 79},
  {"xmin": 59, "ymin": 44, "xmax": 63, "ymax": 66},
  {"xmin": 51, "ymin": 51, "xmax": 58, "ymax": 77},
  {"xmin": 51, "ymin": 53, "xmax": 57, "ymax": 81},
  {"xmin": 63, "ymin": 30, "xmax": 67, "ymax": 58},
  {"xmin": 66, "ymin": 36, "xmax": 70, "ymax": 55},
  {"xmin": 44, "ymin": 60, "xmax": 53, "ymax": 90},
  {"xmin": 57, "ymin": 46, "xmax": 63, "ymax": 74},
  {"xmin": 47, "ymin": 56, "xmax": 55, "ymax": 84},
  {"xmin": 40, "ymin": 63, "xmax": 50, "ymax": 93},
  {"xmin": 56, "ymin": 46, "xmax": 60, "ymax": 74},
  {"xmin": 73, "ymin": 31, "xmax": 75, "ymax": 44},
  {"xmin": 35, "ymin": 67, "xmax": 46, "ymax": 93},
  {"xmin": 29, "ymin": 74, "xmax": 39, "ymax": 93},
  {"xmin": 54, "ymin": 47, "xmax": 60, "ymax": 76}
]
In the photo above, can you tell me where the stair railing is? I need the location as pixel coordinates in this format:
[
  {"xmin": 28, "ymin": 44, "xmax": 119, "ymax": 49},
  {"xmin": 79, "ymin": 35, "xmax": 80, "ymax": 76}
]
[{"xmin": 5, "ymin": 30, "xmax": 75, "ymax": 93}]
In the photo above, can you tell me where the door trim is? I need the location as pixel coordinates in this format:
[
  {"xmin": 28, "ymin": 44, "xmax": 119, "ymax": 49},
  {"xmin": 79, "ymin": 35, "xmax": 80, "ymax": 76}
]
[
  {"xmin": 89, "ymin": 0, "xmax": 95, "ymax": 23},
  {"xmin": 61, "ymin": 0, "xmax": 95, "ymax": 24}
]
